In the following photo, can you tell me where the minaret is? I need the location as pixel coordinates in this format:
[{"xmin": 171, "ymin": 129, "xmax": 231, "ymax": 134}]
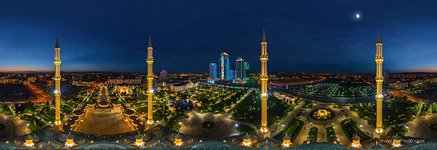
[
  {"xmin": 259, "ymin": 29, "xmax": 269, "ymax": 136},
  {"xmin": 375, "ymin": 32, "xmax": 384, "ymax": 134},
  {"xmin": 146, "ymin": 34, "xmax": 154, "ymax": 125},
  {"xmin": 53, "ymin": 37, "xmax": 62, "ymax": 127}
]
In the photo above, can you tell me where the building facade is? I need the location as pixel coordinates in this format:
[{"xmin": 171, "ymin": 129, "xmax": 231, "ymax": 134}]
[
  {"xmin": 220, "ymin": 52, "xmax": 230, "ymax": 80},
  {"xmin": 209, "ymin": 63, "xmax": 217, "ymax": 81},
  {"xmin": 235, "ymin": 57, "xmax": 244, "ymax": 80},
  {"xmin": 244, "ymin": 62, "xmax": 249, "ymax": 80}
]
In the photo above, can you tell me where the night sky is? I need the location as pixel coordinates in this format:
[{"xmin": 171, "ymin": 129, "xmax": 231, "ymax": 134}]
[{"xmin": 1, "ymin": 0, "xmax": 437, "ymax": 73}]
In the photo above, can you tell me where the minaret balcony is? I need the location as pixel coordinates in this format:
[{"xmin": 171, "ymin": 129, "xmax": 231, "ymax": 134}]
[{"xmin": 375, "ymin": 57, "xmax": 384, "ymax": 62}]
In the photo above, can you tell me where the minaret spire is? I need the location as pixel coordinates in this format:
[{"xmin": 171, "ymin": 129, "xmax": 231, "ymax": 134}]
[
  {"xmin": 148, "ymin": 34, "xmax": 153, "ymax": 47},
  {"xmin": 262, "ymin": 28, "xmax": 267, "ymax": 42},
  {"xmin": 55, "ymin": 36, "xmax": 60, "ymax": 48},
  {"xmin": 377, "ymin": 31, "xmax": 382, "ymax": 43}
]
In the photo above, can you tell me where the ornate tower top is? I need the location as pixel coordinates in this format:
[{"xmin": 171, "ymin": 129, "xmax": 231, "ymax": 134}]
[
  {"xmin": 148, "ymin": 34, "xmax": 153, "ymax": 47},
  {"xmin": 262, "ymin": 28, "xmax": 267, "ymax": 42},
  {"xmin": 55, "ymin": 36, "xmax": 60, "ymax": 48},
  {"xmin": 377, "ymin": 31, "xmax": 382, "ymax": 43}
]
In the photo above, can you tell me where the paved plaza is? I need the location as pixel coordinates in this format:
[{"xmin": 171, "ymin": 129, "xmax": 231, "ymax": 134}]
[{"xmin": 73, "ymin": 105, "xmax": 136, "ymax": 135}]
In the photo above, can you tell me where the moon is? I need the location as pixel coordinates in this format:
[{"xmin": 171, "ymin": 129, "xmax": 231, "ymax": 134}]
[
  {"xmin": 355, "ymin": 13, "xmax": 360, "ymax": 19},
  {"xmin": 352, "ymin": 11, "xmax": 363, "ymax": 22}
]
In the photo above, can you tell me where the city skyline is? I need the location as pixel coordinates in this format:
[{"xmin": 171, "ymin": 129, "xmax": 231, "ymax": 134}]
[{"xmin": 1, "ymin": 0, "xmax": 437, "ymax": 73}]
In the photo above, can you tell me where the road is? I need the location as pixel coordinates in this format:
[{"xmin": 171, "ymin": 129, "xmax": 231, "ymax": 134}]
[{"xmin": 391, "ymin": 89, "xmax": 426, "ymax": 103}]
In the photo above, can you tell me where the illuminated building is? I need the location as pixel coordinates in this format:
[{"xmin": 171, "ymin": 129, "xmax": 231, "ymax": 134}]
[
  {"xmin": 235, "ymin": 57, "xmax": 245, "ymax": 79},
  {"xmin": 220, "ymin": 52, "xmax": 230, "ymax": 80},
  {"xmin": 282, "ymin": 135, "xmax": 291, "ymax": 147},
  {"xmin": 146, "ymin": 34, "xmax": 154, "ymax": 125},
  {"xmin": 375, "ymin": 32, "xmax": 384, "ymax": 134},
  {"xmin": 174, "ymin": 134, "xmax": 183, "ymax": 146},
  {"xmin": 209, "ymin": 63, "xmax": 217, "ymax": 82},
  {"xmin": 392, "ymin": 134, "xmax": 401, "ymax": 148},
  {"xmin": 229, "ymin": 70, "xmax": 235, "ymax": 80},
  {"xmin": 244, "ymin": 62, "xmax": 249, "ymax": 80},
  {"xmin": 242, "ymin": 133, "xmax": 251, "ymax": 147},
  {"xmin": 53, "ymin": 37, "xmax": 62, "ymax": 127},
  {"xmin": 24, "ymin": 135, "xmax": 34, "ymax": 147},
  {"xmin": 351, "ymin": 134, "xmax": 361, "ymax": 148},
  {"xmin": 135, "ymin": 134, "xmax": 144, "ymax": 147},
  {"xmin": 259, "ymin": 29, "xmax": 269, "ymax": 135},
  {"xmin": 65, "ymin": 134, "xmax": 75, "ymax": 147},
  {"xmin": 159, "ymin": 69, "xmax": 168, "ymax": 81}
]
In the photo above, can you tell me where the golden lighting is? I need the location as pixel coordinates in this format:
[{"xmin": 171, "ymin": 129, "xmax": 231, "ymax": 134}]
[
  {"xmin": 282, "ymin": 138, "xmax": 291, "ymax": 148},
  {"xmin": 24, "ymin": 138, "xmax": 34, "ymax": 147},
  {"xmin": 175, "ymin": 137, "xmax": 183, "ymax": 146}
]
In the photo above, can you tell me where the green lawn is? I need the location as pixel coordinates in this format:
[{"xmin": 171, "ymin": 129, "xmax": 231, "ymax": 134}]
[
  {"xmin": 340, "ymin": 119, "xmax": 370, "ymax": 142},
  {"xmin": 274, "ymin": 118, "xmax": 304, "ymax": 141},
  {"xmin": 231, "ymin": 91, "xmax": 294, "ymax": 128},
  {"xmin": 351, "ymin": 97, "xmax": 417, "ymax": 128},
  {"xmin": 326, "ymin": 126, "xmax": 337, "ymax": 143}
]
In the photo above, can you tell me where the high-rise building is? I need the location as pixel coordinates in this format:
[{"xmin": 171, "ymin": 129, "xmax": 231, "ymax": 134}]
[
  {"xmin": 243, "ymin": 62, "xmax": 250, "ymax": 80},
  {"xmin": 209, "ymin": 63, "xmax": 217, "ymax": 83},
  {"xmin": 259, "ymin": 29, "xmax": 269, "ymax": 136},
  {"xmin": 235, "ymin": 57, "xmax": 245, "ymax": 79},
  {"xmin": 229, "ymin": 70, "xmax": 235, "ymax": 80},
  {"xmin": 53, "ymin": 37, "xmax": 62, "ymax": 128},
  {"xmin": 375, "ymin": 32, "xmax": 384, "ymax": 135},
  {"xmin": 220, "ymin": 52, "xmax": 230, "ymax": 80},
  {"xmin": 146, "ymin": 34, "xmax": 155, "ymax": 125}
]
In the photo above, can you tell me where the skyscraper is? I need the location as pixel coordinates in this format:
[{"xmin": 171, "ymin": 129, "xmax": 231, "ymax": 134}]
[
  {"xmin": 53, "ymin": 37, "xmax": 62, "ymax": 128},
  {"xmin": 220, "ymin": 52, "xmax": 230, "ymax": 80},
  {"xmin": 243, "ymin": 62, "xmax": 250, "ymax": 80},
  {"xmin": 259, "ymin": 29, "xmax": 269, "ymax": 136},
  {"xmin": 235, "ymin": 57, "xmax": 244, "ymax": 80},
  {"xmin": 230, "ymin": 70, "xmax": 235, "ymax": 80},
  {"xmin": 146, "ymin": 34, "xmax": 155, "ymax": 125},
  {"xmin": 375, "ymin": 32, "xmax": 384, "ymax": 135},
  {"xmin": 209, "ymin": 63, "xmax": 217, "ymax": 81}
]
